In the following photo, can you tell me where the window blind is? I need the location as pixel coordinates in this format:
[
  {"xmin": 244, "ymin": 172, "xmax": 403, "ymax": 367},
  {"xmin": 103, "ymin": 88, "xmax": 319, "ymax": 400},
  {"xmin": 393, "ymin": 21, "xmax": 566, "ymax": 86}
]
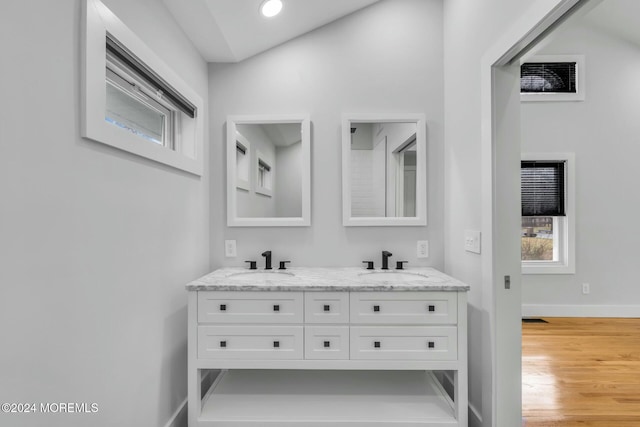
[
  {"xmin": 521, "ymin": 161, "xmax": 566, "ymax": 216},
  {"xmin": 106, "ymin": 34, "xmax": 197, "ymax": 118},
  {"xmin": 258, "ymin": 159, "xmax": 271, "ymax": 172},
  {"xmin": 521, "ymin": 62, "xmax": 577, "ymax": 93}
]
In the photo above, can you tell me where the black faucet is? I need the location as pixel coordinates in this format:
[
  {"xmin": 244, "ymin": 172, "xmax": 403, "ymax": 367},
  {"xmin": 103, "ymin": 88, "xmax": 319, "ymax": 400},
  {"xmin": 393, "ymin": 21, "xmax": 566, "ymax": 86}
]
[
  {"xmin": 262, "ymin": 251, "xmax": 272, "ymax": 270},
  {"xmin": 381, "ymin": 251, "xmax": 393, "ymax": 270}
]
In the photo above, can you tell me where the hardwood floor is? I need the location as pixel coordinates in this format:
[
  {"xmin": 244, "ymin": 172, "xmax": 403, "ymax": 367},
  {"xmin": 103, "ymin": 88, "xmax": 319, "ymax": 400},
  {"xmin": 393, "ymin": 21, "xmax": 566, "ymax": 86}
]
[{"xmin": 522, "ymin": 317, "xmax": 640, "ymax": 427}]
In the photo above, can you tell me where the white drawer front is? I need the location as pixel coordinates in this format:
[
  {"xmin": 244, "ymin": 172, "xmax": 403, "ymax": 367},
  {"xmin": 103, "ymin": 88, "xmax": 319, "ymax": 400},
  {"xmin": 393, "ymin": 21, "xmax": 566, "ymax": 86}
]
[
  {"xmin": 198, "ymin": 325, "xmax": 303, "ymax": 360},
  {"xmin": 198, "ymin": 291, "xmax": 303, "ymax": 324},
  {"xmin": 304, "ymin": 292, "xmax": 350, "ymax": 324},
  {"xmin": 350, "ymin": 292, "xmax": 457, "ymax": 325},
  {"xmin": 350, "ymin": 326, "xmax": 457, "ymax": 361},
  {"xmin": 304, "ymin": 326, "xmax": 349, "ymax": 360}
]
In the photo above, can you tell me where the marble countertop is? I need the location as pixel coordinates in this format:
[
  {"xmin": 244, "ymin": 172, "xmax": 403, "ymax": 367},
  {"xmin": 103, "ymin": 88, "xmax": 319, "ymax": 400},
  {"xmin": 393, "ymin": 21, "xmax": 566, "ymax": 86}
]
[{"xmin": 185, "ymin": 267, "xmax": 470, "ymax": 292}]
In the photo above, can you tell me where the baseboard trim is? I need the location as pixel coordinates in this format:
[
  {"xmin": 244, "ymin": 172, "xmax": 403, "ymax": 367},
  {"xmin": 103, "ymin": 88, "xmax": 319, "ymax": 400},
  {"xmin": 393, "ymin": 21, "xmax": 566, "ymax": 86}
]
[
  {"xmin": 165, "ymin": 370, "xmax": 217, "ymax": 427},
  {"xmin": 523, "ymin": 304, "xmax": 640, "ymax": 318},
  {"xmin": 164, "ymin": 397, "xmax": 187, "ymax": 427}
]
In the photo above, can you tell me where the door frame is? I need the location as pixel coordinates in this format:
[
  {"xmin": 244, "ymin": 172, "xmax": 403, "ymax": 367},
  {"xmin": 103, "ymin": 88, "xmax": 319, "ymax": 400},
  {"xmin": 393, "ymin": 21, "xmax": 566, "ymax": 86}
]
[{"xmin": 481, "ymin": 0, "xmax": 584, "ymax": 425}]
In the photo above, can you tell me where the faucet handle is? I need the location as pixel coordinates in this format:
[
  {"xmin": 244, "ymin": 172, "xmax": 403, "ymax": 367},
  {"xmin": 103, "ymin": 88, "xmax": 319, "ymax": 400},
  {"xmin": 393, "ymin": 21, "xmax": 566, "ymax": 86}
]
[
  {"xmin": 362, "ymin": 261, "xmax": 375, "ymax": 270},
  {"xmin": 278, "ymin": 261, "xmax": 291, "ymax": 270},
  {"xmin": 244, "ymin": 260, "xmax": 257, "ymax": 270},
  {"xmin": 396, "ymin": 261, "xmax": 408, "ymax": 270}
]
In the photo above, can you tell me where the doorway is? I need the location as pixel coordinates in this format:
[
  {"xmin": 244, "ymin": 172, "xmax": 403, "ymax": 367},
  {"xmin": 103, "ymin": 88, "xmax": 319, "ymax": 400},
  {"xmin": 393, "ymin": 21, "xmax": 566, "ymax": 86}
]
[
  {"xmin": 517, "ymin": 0, "xmax": 640, "ymax": 423},
  {"xmin": 483, "ymin": 0, "xmax": 585, "ymax": 425}
]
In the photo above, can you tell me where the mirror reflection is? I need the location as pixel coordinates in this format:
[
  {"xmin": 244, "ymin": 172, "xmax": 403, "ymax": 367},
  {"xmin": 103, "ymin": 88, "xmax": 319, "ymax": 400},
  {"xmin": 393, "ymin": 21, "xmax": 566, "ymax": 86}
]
[
  {"xmin": 350, "ymin": 122, "xmax": 417, "ymax": 217},
  {"xmin": 235, "ymin": 123, "xmax": 302, "ymax": 218},
  {"xmin": 227, "ymin": 115, "xmax": 310, "ymax": 227},
  {"xmin": 342, "ymin": 115, "xmax": 426, "ymax": 226}
]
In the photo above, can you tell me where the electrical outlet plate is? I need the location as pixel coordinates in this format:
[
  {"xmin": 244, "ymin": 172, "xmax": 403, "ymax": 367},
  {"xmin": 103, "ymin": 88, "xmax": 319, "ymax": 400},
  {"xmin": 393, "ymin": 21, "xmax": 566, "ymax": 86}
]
[
  {"xmin": 225, "ymin": 240, "xmax": 237, "ymax": 257},
  {"xmin": 417, "ymin": 240, "xmax": 429, "ymax": 258},
  {"xmin": 582, "ymin": 283, "xmax": 590, "ymax": 294},
  {"xmin": 464, "ymin": 230, "xmax": 481, "ymax": 254}
]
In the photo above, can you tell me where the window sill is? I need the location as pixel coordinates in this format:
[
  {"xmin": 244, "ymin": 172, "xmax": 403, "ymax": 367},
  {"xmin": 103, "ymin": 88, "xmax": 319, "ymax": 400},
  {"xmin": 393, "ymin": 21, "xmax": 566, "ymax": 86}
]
[{"xmin": 522, "ymin": 262, "xmax": 575, "ymax": 275}]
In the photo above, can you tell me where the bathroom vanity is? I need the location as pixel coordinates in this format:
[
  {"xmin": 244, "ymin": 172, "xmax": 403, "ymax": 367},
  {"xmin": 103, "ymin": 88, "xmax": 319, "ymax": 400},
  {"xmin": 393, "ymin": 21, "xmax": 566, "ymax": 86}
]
[{"xmin": 186, "ymin": 267, "xmax": 470, "ymax": 426}]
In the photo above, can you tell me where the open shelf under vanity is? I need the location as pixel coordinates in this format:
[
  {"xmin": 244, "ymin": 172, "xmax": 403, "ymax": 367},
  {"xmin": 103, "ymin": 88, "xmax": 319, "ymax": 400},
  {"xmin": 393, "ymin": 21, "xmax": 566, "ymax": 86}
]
[{"xmin": 199, "ymin": 369, "xmax": 457, "ymax": 426}]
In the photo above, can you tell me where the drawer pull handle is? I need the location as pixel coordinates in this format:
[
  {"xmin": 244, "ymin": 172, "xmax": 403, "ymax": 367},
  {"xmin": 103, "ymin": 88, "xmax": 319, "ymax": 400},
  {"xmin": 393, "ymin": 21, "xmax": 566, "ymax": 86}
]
[
  {"xmin": 373, "ymin": 305, "xmax": 380, "ymax": 312},
  {"xmin": 428, "ymin": 341, "xmax": 435, "ymax": 349},
  {"xmin": 323, "ymin": 304, "xmax": 331, "ymax": 312},
  {"xmin": 273, "ymin": 341, "xmax": 280, "ymax": 348},
  {"xmin": 428, "ymin": 305, "xmax": 435, "ymax": 312},
  {"xmin": 273, "ymin": 304, "xmax": 280, "ymax": 312},
  {"xmin": 220, "ymin": 304, "xmax": 227, "ymax": 311},
  {"xmin": 220, "ymin": 340, "xmax": 227, "ymax": 348},
  {"xmin": 374, "ymin": 341, "xmax": 381, "ymax": 348},
  {"xmin": 323, "ymin": 341, "xmax": 331, "ymax": 348}
]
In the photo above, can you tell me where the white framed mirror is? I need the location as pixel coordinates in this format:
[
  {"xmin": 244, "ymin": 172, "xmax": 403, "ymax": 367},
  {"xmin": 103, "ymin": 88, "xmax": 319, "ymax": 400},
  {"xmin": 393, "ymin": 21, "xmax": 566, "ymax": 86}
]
[
  {"xmin": 227, "ymin": 114, "xmax": 311, "ymax": 227},
  {"xmin": 342, "ymin": 114, "xmax": 427, "ymax": 226}
]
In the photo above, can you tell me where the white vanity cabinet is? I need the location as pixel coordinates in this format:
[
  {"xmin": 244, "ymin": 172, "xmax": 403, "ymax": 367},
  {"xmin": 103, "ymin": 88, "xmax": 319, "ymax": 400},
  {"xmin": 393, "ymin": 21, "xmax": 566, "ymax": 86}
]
[{"xmin": 187, "ymin": 268, "xmax": 469, "ymax": 427}]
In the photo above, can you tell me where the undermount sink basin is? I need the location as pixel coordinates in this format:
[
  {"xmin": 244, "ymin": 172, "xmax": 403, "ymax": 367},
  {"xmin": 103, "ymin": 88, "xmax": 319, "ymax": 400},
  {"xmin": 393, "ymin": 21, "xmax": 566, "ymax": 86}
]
[
  {"xmin": 358, "ymin": 271, "xmax": 430, "ymax": 282},
  {"xmin": 227, "ymin": 271, "xmax": 295, "ymax": 280}
]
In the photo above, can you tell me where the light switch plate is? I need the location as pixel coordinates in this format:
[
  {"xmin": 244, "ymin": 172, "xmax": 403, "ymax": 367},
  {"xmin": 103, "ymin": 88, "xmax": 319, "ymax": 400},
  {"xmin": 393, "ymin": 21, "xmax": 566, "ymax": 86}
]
[
  {"xmin": 417, "ymin": 240, "xmax": 429, "ymax": 258},
  {"xmin": 464, "ymin": 230, "xmax": 481, "ymax": 254},
  {"xmin": 224, "ymin": 240, "xmax": 237, "ymax": 257}
]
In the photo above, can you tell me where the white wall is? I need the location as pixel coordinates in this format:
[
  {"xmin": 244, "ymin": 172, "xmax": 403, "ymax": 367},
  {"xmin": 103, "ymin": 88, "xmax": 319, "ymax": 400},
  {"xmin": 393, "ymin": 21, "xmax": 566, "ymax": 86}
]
[
  {"xmin": 275, "ymin": 142, "xmax": 303, "ymax": 217},
  {"xmin": 210, "ymin": 0, "xmax": 444, "ymax": 269},
  {"xmin": 0, "ymin": 1, "xmax": 209, "ymax": 426},
  {"xmin": 521, "ymin": 22, "xmax": 640, "ymax": 316}
]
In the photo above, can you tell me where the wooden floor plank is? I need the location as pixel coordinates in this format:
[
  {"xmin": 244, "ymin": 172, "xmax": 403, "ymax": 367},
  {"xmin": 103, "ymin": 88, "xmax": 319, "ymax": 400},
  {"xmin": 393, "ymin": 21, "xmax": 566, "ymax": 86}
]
[{"xmin": 522, "ymin": 317, "xmax": 640, "ymax": 427}]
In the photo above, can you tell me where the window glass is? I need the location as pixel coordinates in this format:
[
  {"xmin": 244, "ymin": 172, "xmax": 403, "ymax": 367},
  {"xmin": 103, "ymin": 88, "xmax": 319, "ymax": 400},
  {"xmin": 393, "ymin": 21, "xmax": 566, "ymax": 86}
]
[
  {"xmin": 522, "ymin": 216, "xmax": 554, "ymax": 261},
  {"xmin": 104, "ymin": 38, "xmax": 182, "ymax": 150},
  {"xmin": 258, "ymin": 161, "xmax": 271, "ymax": 190},
  {"xmin": 105, "ymin": 78, "xmax": 166, "ymax": 144}
]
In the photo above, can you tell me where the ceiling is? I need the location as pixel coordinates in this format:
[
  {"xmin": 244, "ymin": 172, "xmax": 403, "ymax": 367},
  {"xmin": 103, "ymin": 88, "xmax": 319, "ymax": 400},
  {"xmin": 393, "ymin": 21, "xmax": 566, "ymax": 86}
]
[
  {"xmin": 163, "ymin": 0, "xmax": 640, "ymax": 64},
  {"xmin": 162, "ymin": 0, "xmax": 380, "ymax": 63},
  {"xmin": 261, "ymin": 123, "xmax": 301, "ymax": 147},
  {"xmin": 582, "ymin": 0, "xmax": 640, "ymax": 47}
]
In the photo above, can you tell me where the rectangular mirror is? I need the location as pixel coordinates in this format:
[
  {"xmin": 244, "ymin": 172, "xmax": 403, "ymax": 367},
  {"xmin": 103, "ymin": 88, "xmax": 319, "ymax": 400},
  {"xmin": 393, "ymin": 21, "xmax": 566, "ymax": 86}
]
[
  {"xmin": 227, "ymin": 115, "xmax": 311, "ymax": 227},
  {"xmin": 342, "ymin": 114, "xmax": 426, "ymax": 226}
]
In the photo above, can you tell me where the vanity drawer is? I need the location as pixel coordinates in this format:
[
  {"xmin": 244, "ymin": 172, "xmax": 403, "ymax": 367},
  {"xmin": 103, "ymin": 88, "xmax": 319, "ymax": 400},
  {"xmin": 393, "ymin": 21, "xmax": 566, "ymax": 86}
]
[
  {"xmin": 350, "ymin": 326, "xmax": 457, "ymax": 361},
  {"xmin": 304, "ymin": 292, "xmax": 350, "ymax": 324},
  {"xmin": 304, "ymin": 326, "xmax": 349, "ymax": 360},
  {"xmin": 350, "ymin": 292, "xmax": 457, "ymax": 325},
  {"xmin": 198, "ymin": 291, "xmax": 303, "ymax": 324},
  {"xmin": 198, "ymin": 325, "xmax": 303, "ymax": 360}
]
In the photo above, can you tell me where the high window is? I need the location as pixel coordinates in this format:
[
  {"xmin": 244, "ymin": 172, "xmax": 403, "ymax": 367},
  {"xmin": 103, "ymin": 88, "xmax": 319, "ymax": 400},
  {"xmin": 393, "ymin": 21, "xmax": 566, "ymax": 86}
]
[
  {"xmin": 82, "ymin": 0, "xmax": 204, "ymax": 175},
  {"xmin": 256, "ymin": 157, "xmax": 272, "ymax": 196},
  {"xmin": 520, "ymin": 55, "xmax": 585, "ymax": 102}
]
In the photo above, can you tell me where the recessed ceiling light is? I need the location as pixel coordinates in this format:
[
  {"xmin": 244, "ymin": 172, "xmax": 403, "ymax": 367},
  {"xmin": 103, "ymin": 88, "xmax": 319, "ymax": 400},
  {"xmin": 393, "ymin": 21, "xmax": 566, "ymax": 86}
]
[{"xmin": 260, "ymin": 0, "xmax": 283, "ymax": 18}]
